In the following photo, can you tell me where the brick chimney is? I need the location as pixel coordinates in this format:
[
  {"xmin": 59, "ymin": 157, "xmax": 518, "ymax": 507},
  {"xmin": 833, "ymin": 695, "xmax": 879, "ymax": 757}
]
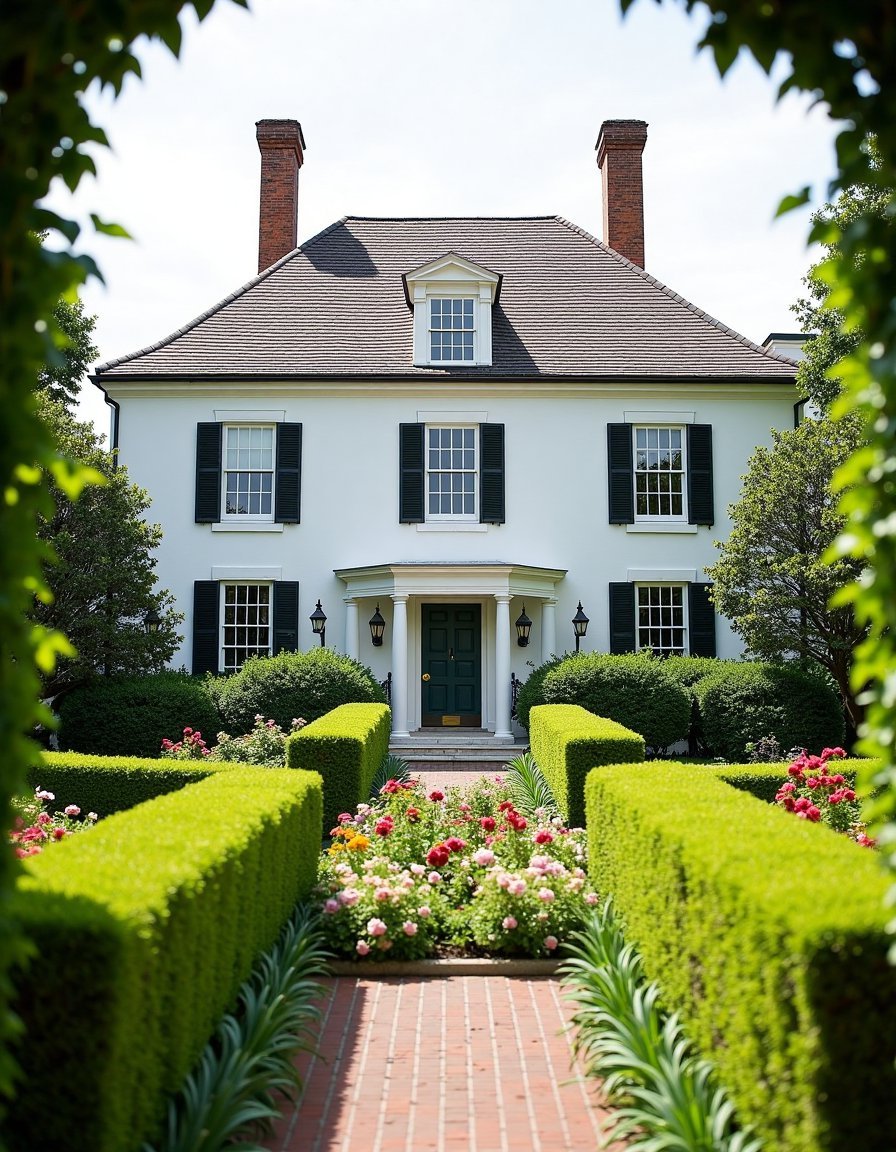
[
  {"xmin": 256, "ymin": 119, "xmax": 305, "ymax": 273},
  {"xmin": 595, "ymin": 119, "xmax": 648, "ymax": 268}
]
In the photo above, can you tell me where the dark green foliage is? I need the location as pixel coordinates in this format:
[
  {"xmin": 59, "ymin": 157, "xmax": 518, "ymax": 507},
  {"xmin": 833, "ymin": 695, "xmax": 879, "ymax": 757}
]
[
  {"xmin": 213, "ymin": 648, "xmax": 385, "ymax": 734},
  {"xmin": 529, "ymin": 704, "xmax": 645, "ymax": 827},
  {"xmin": 36, "ymin": 298, "xmax": 97, "ymax": 410},
  {"xmin": 10, "ymin": 765, "xmax": 322, "ymax": 1152},
  {"xmin": 695, "ymin": 662, "xmax": 845, "ymax": 760},
  {"xmin": 585, "ymin": 761, "xmax": 896, "ymax": 1152},
  {"xmin": 57, "ymin": 671, "xmax": 221, "ymax": 758},
  {"xmin": 661, "ymin": 655, "xmax": 738, "ymax": 690},
  {"xmin": 286, "ymin": 703, "xmax": 391, "ymax": 832},
  {"xmin": 514, "ymin": 654, "xmax": 565, "ymax": 730},
  {"xmin": 27, "ymin": 751, "xmax": 236, "ymax": 816},
  {"xmin": 524, "ymin": 652, "xmax": 690, "ymax": 752}
]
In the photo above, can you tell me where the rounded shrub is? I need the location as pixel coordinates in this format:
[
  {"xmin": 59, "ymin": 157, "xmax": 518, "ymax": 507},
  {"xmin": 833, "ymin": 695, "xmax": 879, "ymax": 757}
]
[
  {"xmin": 515, "ymin": 654, "xmax": 566, "ymax": 730},
  {"xmin": 694, "ymin": 662, "xmax": 845, "ymax": 760},
  {"xmin": 661, "ymin": 655, "xmax": 739, "ymax": 691},
  {"xmin": 57, "ymin": 671, "xmax": 221, "ymax": 758},
  {"xmin": 213, "ymin": 648, "xmax": 386, "ymax": 733},
  {"xmin": 522, "ymin": 652, "xmax": 690, "ymax": 752}
]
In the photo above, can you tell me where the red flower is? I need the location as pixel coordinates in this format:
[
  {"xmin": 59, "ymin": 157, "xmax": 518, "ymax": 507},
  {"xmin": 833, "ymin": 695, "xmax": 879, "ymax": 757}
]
[
  {"xmin": 498, "ymin": 800, "xmax": 515, "ymax": 813},
  {"xmin": 374, "ymin": 817, "xmax": 394, "ymax": 837},
  {"xmin": 52, "ymin": 828, "xmax": 66, "ymax": 840},
  {"xmin": 535, "ymin": 830, "xmax": 554, "ymax": 845},
  {"xmin": 507, "ymin": 813, "xmax": 528, "ymax": 831},
  {"xmin": 406, "ymin": 806, "xmax": 421, "ymax": 822},
  {"xmin": 480, "ymin": 816, "xmax": 496, "ymax": 832},
  {"xmin": 427, "ymin": 843, "xmax": 450, "ymax": 868},
  {"xmin": 429, "ymin": 790, "xmax": 444, "ymax": 802},
  {"xmin": 444, "ymin": 836, "xmax": 466, "ymax": 853}
]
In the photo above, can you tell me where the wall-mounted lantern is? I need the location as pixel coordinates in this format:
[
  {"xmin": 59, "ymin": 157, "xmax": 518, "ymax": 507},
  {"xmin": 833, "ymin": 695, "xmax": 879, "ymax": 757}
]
[
  {"xmin": 143, "ymin": 608, "xmax": 162, "ymax": 634},
  {"xmin": 369, "ymin": 603, "xmax": 386, "ymax": 647},
  {"xmin": 309, "ymin": 600, "xmax": 327, "ymax": 647},
  {"xmin": 515, "ymin": 605, "xmax": 532, "ymax": 647}
]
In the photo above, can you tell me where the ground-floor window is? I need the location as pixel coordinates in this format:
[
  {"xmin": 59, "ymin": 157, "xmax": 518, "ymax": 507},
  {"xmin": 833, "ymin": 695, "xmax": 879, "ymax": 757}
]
[
  {"xmin": 636, "ymin": 584, "xmax": 686, "ymax": 656},
  {"xmin": 222, "ymin": 582, "xmax": 271, "ymax": 671}
]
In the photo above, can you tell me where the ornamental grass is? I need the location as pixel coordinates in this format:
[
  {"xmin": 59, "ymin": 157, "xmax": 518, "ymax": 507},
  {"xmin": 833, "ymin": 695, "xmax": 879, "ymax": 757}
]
[{"xmin": 314, "ymin": 775, "xmax": 599, "ymax": 960}]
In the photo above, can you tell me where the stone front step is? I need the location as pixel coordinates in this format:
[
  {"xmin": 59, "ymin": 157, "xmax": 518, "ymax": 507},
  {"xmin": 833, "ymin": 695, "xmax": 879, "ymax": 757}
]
[{"xmin": 389, "ymin": 730, "xmax": 527, "ymax": 766}]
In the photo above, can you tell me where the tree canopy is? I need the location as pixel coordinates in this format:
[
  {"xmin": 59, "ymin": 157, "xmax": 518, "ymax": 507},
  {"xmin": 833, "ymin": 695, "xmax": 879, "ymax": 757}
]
[{"xmin": 35, "ymin": 299, "xmax": 98, "ymax": 410}]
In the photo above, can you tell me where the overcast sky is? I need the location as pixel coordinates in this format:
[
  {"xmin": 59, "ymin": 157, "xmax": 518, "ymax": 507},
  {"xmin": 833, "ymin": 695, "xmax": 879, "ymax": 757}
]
[{"xmin": 52, "ymin": 0, "xmax": 842, "ymax": 433}]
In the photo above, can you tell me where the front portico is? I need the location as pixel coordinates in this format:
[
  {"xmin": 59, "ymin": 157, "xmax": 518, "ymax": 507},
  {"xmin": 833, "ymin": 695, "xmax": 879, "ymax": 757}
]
[{"xmin": 335, "ymin": 562, "xmax": 566, "ymax": 738}]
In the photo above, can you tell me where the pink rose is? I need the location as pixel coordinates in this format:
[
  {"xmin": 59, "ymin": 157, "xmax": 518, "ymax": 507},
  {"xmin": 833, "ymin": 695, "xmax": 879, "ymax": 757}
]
[
  {"xmin": 544, "ymin": 936, "xmax": 558, "ymax": 951},
  {"xmin": 418, "ymin": 905, "xmax": 431, "ymax": 918},
  {"xmin": 428, "ymin": 871, "xmax": 442, "ymax": 885},
  {"xmin": 502, "ymin": 916, "xmax": 518, "ymax": 931},
  {"xmin": 64, "ymin": 805, "xmax": 80, "ymax": 817},
  {"xmin": 585, "ymin": 892, "xmax": 598, "ymax": 905},
  {"xmin": 472, "ymin": 848, "xmax": 495, "ymax": 867},
  {"xmin": 356, "ymin": 940, "xmax": 371, "ymax": 956},
  {"xmin": 402, "ymin": 921, "xmax": 418, "ymax": 936},
  {"xmin": 538, "ymin": 887, "xmax": 556, "ymax": 903},
  {"xmin": 324, "ymin": 898, "xmax": 340, "ymax": 915},
  {"xmin": 367, "ymin": 918, "xmax": 387, "ymax": 937},
  {"xmin": 508, "ymin": 878, "xmax": 527, "ymax": 896}
]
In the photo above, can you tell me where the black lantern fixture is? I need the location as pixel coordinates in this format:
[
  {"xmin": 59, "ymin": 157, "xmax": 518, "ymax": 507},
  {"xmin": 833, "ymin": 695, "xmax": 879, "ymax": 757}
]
[
  {"xmin": 369, "ymin": 603, "xmax": 386, "ymax": 647},
  {"xmin": 309, "ymin": 600, "xmax": 327, "ymax": 647},
  {"xmin": 515, "ymin": 605, "xmax": 532, "ymax": 647},
  {"xmin": 143, "ymin": 607, "xmax": 162, "ymax": 635},
  {"xmin": 572, "ymin": 601, "xmax": 589, "ymax": 653}
]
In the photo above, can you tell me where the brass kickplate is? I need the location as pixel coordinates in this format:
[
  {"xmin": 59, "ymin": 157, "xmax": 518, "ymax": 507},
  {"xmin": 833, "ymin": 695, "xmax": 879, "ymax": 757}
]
[{"xmin": 441, "ymin": 715, "xmax": 461, "ymax": 726}]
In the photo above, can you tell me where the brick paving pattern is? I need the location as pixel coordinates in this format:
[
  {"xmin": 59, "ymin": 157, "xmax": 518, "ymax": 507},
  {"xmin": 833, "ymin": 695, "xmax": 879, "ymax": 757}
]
[{"xmin": 272, "ymin": 975, "xmax": 619, "ymax": 1152}]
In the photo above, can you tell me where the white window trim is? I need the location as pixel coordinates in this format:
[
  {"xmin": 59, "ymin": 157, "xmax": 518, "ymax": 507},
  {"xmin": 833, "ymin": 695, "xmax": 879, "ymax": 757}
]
[
  {"xmin": 425, "ymin": 424, "xmax": 479, "ymax": 523},
  {"xmin": 221, "ymin": 423, "xmax": 276, "ymax": 524},
  {"xmin": 633, "ymin": 423, "xmax": 688, "ymax": 524},
  {"xmin": 634, "ymin": 582, "xmax": 689, "ymax": 657},
  {"xmin": 220, "ymin": 580, "xmax": 273, "ymax": 673},
  {"xmin": 405, "ymin": 255, "xmax": 499, "ymax": 367}
]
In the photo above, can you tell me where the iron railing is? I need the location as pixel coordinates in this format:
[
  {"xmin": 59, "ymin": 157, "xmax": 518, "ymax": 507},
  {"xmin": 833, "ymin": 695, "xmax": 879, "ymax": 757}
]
[
  {"xmin": 380, "ymin": 672, "xmax": 392, "ymax": 706},
  {"xmin": 510, "ymin": 671, "xmax": 521, "ymax": 721}
]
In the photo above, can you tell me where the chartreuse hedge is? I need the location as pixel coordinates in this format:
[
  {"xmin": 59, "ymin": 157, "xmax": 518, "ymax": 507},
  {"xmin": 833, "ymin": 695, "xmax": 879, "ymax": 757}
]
[
  {"xmin": 286, "ymin": 702, "xmax": 391, "ymax": 831},
  {"xmin": 10, "ymin": 766, "xmax": 323, "ymax": 1152},
  {"xmin": 529, "ymin": 704, "xmax": 644, "ymax": 827},
  {"xmin": 714, "ymin": 760, "xmax": 864, "ymax": 804},
  {"xmin": 27, "ymin": 750, "xmax": 237, "ymax": 815},
  {"xmin": 585, "ymin": 762, "xmax": 896, "ymax": 1152}
]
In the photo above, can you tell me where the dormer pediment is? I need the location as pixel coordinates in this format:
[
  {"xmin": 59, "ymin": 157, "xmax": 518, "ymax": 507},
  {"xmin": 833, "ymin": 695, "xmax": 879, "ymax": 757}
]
[{"xmin": 403, "ymin": 252, "xmax": 501, "ymax": 367}]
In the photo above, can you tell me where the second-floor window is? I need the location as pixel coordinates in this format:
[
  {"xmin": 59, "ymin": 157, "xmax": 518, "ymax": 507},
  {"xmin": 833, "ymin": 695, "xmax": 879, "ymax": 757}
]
[
  {"xmin": 430, "ymin": 298, "xmax": 475, "ymax": 362},
  {"xmin": 224, "ymin": 425, "xmax": 274, "ymax": 519},
  {"xmin": 428, "ymin": 426, "xmax": 477, "ymax": 519},
  {"xmin": 634, "ymin": 426, "xmax": 685, "ymax": 520}
]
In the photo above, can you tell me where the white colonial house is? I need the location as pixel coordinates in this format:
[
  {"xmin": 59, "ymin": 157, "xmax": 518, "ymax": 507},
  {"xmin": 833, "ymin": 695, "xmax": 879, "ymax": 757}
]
[{"xmin": 93, "ymin": 118, "xmax": 800, "ymax": 742}]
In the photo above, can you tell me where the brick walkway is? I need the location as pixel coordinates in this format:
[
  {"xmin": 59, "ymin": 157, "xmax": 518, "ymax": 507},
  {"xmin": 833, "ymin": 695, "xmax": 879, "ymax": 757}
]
[{"xmin": 271, "ymin": 975, "xmax": 619, "ymax": 1152}]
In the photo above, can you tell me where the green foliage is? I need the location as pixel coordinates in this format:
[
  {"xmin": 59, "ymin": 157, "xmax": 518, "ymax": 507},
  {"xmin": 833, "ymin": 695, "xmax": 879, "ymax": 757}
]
[
  {"xmin": 213, "ymin": 648, "xmax": 386, "ymax": 735},
  {"xmin": 34, "ymin": 395, "xmax": 182, "ymax": 700},
  {"xmin": 0, "ymin": 1, "xmax": 242, "ymax": 1094},
  {"xmin": 532, "ymin": 652, "xmax": 691, "ymax": 752},
  {"xmin": 514, "ymin": 653, "xmax": 565, "ymax": 729},
  {"xmin": 9, "ymin": 765, "xmax": 321, "ymax": 1152},
  {"xmin": 148, "ymin": 904, "xmax": 328, "ymax": 1152},
  {"xmin": 562, "ymin": 901, "xmax": 761, "ymax": 1152},
  {"xmin": 715, "ymin": 759, "xmax": 863, "ymax": 805},
  {"xmin": 210, "ymin": 716, "xmax": 306, "ymax": 768},
  {"xmin": 502, "ymin": 751, "xmax": 561, "ymax": 820},
  {"xmin": 35, "ymin": 298, "xmax": 97, "ymax": 410},
  {"xmin": 585, "ymin": 761, "xmax": 896, "ymax": 1151},
  {"xmin": 27, "ymin": 751, "xmax": 237, "ymax": 816},
  {"xmin": 694, "ymin": 662, "xmax": 845, "ymax": 761},
  {"xmin": 529, "ymin": 704, "xmax": 645, "ymax": 827},
  {"xmin": 57, "ymin": 671, "xmax": 221, "ymax": 758},
  {"xmin": 369, "ymin": 753, "xmax": 412, "ymax": 797},
  {"xmin": 286, "ymin": 703, "xmax": 392, "ymax": 831},
  {"xmin": 661, "ymin": 655, "xmax": 736, "ymax": 690},
  {"xmin": 705, "ymin": 415, "xmax": 866, "ymax": 733}
]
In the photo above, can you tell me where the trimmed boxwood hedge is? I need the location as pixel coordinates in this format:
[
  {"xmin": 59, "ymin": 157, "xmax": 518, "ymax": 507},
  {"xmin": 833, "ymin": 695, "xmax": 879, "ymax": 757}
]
[
  {"xmin": 584, "ymin": 762, "xmax": 896, "ymax": 1152},
  {"xmin": 10, "ymin": 766, "xmax": 322, "ymax": 1152},
  {"xmin": 57, "ymin": 671, "xmax": 221, "ymax": 759},
  {"xmin": 518, "ymin": 652, "xmax": 690, "ymax": 751},
  {"xmin": 529, "ymin": 704, "xmax": 644, "ymax": 827},
  {"xmin": 714, "ymin": 760, "xmax": 863, "ymax": 804},
  {"xmin": 27, "ymin": 751, "xmax": 235, "ymax": 816},
  {"xmin": 694, "ymin": 662, "xmax": 845, "ymax": 760},
  {"xmin": 212, "ymin": 648, "xmax": 386, "ymax": 733},
  {"xmin": 286, "ymin": 702, "xmax": 391, "ymax": 832}
]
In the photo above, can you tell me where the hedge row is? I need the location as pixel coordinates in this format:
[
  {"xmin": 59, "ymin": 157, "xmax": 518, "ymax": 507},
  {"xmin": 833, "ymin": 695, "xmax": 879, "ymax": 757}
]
[
  {"xmin": 584, "ymin": 762, "xmax": 896, "ymax": 1152},
  {"xmin": 11, "ymin": 766, "xmax": 323, "ymax": 1152},
  {"xmin": 714, "ymin": 760, "xmax": 861, "ymax": 804},
  {"xmin": 529, "ymin": 704, "xmax": 644, "ymax": 827},
  {"xmin": 286, "ymin": 702, "xmax": 392, "ymax": 831},
  {"xmin": 27, "ymin": 751, "xmax": 233, "ymax": 816}
]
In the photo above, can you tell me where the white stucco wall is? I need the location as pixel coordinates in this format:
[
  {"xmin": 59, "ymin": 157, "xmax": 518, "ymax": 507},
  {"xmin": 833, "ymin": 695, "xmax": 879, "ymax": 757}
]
[{"xmin": 106, "ymin": 378, "xmax": 796, "ymax": 731}]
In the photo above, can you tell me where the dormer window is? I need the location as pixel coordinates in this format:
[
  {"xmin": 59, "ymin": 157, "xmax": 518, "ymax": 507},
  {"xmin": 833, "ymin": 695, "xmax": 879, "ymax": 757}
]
[
  {"xmin": 404, "ymin": 253, "xmax": 501, "ymax": 368},
  {"xmin": 430, "ymin": 298, "xmax": 475, "ymax": 362}
]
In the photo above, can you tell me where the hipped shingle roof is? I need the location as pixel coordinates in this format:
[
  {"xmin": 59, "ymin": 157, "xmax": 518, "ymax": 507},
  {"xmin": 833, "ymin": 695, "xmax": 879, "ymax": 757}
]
[{"xmin": 96, "ymin": 216, "xmax": 797, "ymax": 381}]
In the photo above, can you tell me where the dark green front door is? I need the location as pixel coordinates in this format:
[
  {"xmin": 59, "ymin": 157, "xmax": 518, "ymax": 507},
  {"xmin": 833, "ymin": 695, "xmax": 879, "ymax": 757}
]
[{"xmin": 421, "ymin": 604, "xmax": 482, "ymax": 727}]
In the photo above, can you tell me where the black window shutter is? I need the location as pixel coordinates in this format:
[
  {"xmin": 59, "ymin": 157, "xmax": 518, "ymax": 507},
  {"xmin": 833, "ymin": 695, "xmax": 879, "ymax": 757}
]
[
  {"xmin": 479, "ymin": 423, "xmax": 505, "ymax": 524},
  {"xmin": 272, "ymin": 582, "xmax": 300, "ymax": 654},
  {"xmin": 192, "ymin": 581, "xmax": 220, "ymax": 674},
  {"xmin": 608, "ymin": 582, "xmax": 636, "ymax": 653},
  {"xmin": 688, "ymin": 582, "xmax": 717, "ymax": 657},
  {"xmin": 195, "ymin": 423, "xmax": 222, "ymax": 523},
  {"xmin": 274, "ymin": 423, "xmax": 302, "ymax": 523},
  {"xmin": 687, "ymin": 425, "xmax": 714, "ymax": 526},
  {"xmin": 607, "ymin": 424, "xmax": 634, "ymax": 524},
  {"xmin": 399, "ymin": 423, "xmax": 425, "ymax": 523}
]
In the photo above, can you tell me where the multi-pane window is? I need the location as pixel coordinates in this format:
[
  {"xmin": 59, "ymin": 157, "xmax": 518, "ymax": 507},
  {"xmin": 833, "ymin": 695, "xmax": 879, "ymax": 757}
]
[
  {"xmin": 427, "ymin": 427, "xmax": 476, "ymax": 518},
  {"xmin": 634, "ymin": 427, "xmax": 685, "ymax": 518},
  {"xmin": 222, "ymin": 583, "xmax": 271, "ymax": 672},
  {"xmin": 637, "ymin": 585, "xmax": 686, "ymax": 656},
  {"xmin": 224, "ymin": 426, "xmax": 274, "ymax": 518},
  {"xmin": 430, "ymin": 298, "xmax": 474, "ymax": 362}
]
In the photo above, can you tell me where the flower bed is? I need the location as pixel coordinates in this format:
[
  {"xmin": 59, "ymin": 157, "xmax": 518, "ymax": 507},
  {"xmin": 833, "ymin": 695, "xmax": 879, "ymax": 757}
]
[
  {"xmin": 10, "ymin": 786, "xmax": 98, "ymax": 856},
  {"xmin": 315, "ymin": 775, "xmax": 598, "ymax": 960}
]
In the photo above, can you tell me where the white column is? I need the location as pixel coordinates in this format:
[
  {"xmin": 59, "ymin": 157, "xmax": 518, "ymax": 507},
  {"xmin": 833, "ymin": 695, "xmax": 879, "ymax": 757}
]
[
  {"xmin": 494, "ymin": 594, "xmax": 513, "ymax": 739},
  {"xmin": 391, "ymin": 594, "xmax": 410, "ymax": 737},
  {"xmin": 343, "ymin": 598, "xmax": 359, "ymax": 660},
  {"xmin": 542, "ymin": 598, "xmax": 557, "ymax": 661}
]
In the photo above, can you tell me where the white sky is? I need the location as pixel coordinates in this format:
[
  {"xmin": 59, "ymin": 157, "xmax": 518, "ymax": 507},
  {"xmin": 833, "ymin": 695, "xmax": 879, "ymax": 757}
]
[{"xmin": 53, "ymin": 0, "xmax": 842, "ymax": 434}]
